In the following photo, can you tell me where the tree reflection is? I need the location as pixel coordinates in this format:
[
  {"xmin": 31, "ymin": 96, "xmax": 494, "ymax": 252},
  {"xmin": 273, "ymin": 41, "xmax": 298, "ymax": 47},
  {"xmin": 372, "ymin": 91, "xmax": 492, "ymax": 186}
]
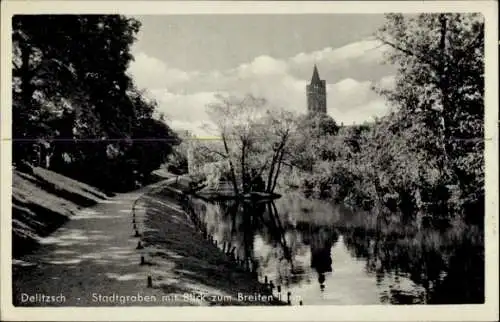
[
  {"xmin": 189, "ymin": 196, "xmax": 483, "ymax": 304},
  {"xmin": 342, "ymin": 227, "xmax": 484, "ymax": 304}
]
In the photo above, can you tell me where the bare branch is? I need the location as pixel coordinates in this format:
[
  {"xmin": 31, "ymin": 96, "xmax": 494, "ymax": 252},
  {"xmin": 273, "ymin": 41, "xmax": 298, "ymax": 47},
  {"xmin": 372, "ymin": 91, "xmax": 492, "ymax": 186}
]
[{"xmin": 197, "ymin": 145, "xmax": 228, "ymax": 159}]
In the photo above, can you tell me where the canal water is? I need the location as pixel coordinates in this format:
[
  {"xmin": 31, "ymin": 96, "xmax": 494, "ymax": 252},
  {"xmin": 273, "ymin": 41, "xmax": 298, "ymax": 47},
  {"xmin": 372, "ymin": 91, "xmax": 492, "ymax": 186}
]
[{"xmin": 187, "ymin": 191, "xmax": 484, "ymax": 305}]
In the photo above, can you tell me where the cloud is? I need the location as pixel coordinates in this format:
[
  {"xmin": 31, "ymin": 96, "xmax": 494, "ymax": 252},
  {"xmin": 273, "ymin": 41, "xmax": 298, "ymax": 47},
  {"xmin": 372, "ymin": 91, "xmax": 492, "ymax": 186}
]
[
  {"xmin": 333, "ymin": 99, "xmax": 390, "ymax": 126},
  {"xmin": 149, "ymin": 90, "xmax": 217, "ymax": 119},
  {"xmin": 377, "ymin": 75, "xmax": 397, "ymax": 90},
  {"xmin": 327, "ymin": 78, "xmax": 393, "ymax": 123},
  {"xmin": 168, "ymin": 119, "xmax": 212, "ymax": 137},
  {"xmin": 329, "ymin": 79, "xmax": 373, "ymax": 111},
  {"xmin": 128, "ymin": 52, "xmax": 196, "ymax": 89},
  {"xmin": 290, "ymin": 39, "xmax": 388, "ymax": 67},
  {"xmin": 237, "ymin": 55, "xmax": 289, "ymax": 77},
  {"xmin": 128, "ymin": 38, "xmax": 396, "ymax": 135},
  {"xmin": 287, "ymin": 39, "xmax": 393, "ymax": 82}
]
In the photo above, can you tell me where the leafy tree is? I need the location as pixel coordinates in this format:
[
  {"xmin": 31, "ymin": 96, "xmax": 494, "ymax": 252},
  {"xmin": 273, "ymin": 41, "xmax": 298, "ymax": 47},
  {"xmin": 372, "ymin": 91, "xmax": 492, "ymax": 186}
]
[
  {"xmin": 12, "ymin": 15, "xmax": 179, "ymax": 192},
  {"xmin": 286, "ymin": 13, "xmax": 484, "ymax": 227},
  {"xmin": 127, "ymin": 118, "xmax": 180, "ymax": 182},
  {"xmin": 375, "ymin": 13, "xmax": 484, "ymax": 224}
]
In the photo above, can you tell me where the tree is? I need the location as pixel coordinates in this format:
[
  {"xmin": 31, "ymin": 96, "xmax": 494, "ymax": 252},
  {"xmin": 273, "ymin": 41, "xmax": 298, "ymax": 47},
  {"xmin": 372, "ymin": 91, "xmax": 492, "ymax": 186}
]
[
  {"xmin": 303, "ymin": 113, "xmax": 339, "ymax": 138},
  {"xmin": 12, "ymin": 15, "xmax": 81, "ymax": 163},
  {"xmin": 198, "ymin": 93, "xmax": 296, "ymax": 195},
  {"xmin": 375, "ymin": 13, "xmax": 484, "ymax": 223},
  {"xmin": 167, "ymin": 131, "xmax": 192, "ymax": 175},
  {"xmin": 125, "ymin": 118, "xmax": 180, "ymax": 183},
  {"xmin": 12, "ymin": 15, "xmax": 179, "ymax": 192},
  {"xmin": 288, "ymin": 113, "xmax": 341, "ymax": 171},
  {"xmin": 262, "ymin": 108, "xmax": 297, "ymax": 193},
  {"xmin": 12, "ymin": 15, "xmax": 141, "ymax": 165}
]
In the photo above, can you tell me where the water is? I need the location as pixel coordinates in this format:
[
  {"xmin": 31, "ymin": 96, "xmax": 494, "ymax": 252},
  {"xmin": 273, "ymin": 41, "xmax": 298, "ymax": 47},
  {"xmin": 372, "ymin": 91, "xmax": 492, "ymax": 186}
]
[{"xmin": 187, "ymin": 191, "xmax": 484, "ymax": 305}]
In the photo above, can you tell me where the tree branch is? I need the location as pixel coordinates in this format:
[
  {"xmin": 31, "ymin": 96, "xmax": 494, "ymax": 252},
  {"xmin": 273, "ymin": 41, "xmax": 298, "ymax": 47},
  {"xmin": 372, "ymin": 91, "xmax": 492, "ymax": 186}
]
[
  {"xmin": 197, "ymin": 145, "xmax": 228, "ymax": 159},
  {"xmin": 375, "ymin": 35, "xmax": 439, "ymax": 70},
  {"xmin": 222, "ymin": 132, "xmax": 239, "ymax": 195}
]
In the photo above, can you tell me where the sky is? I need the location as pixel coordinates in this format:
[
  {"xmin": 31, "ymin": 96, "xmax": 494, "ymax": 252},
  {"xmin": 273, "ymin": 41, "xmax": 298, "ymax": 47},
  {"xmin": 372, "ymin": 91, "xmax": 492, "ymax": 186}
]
[{"xmin": 127, "ymin": 14, "xmax": 397, "ymax": 136}]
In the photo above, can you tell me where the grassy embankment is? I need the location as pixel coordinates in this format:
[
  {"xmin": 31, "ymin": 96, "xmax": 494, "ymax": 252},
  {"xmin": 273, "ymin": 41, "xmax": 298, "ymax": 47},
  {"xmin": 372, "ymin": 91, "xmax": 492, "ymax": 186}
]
[
  {"xmin": 12, "ymin": 166, "xmax": 111, "ymax": 257},
  {"xmin": 11, "ymin": 165, "xmax": 173, "ymax": 257},
  {"xmin": 138, "ymin": 177, "xmax": 287, "ymax": 305}
]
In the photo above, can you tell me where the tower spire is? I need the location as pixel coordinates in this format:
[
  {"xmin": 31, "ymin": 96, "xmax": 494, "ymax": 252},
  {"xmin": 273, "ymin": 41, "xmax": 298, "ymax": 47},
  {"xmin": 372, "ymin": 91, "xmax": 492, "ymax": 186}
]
[
  {"xmin": 311, "ymin": 64, "xmax": 321, "ymax": 84},
  {"xmin": 306, "ymin": 64, "xmax": 327, "ymax": 115}
]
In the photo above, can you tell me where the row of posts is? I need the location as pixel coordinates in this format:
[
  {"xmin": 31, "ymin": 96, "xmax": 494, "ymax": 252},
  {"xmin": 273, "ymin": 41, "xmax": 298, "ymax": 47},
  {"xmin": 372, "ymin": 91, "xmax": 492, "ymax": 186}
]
[
  {"xmin": 180, "ymin": 193, "xmax": 302, "ymax": 306},
  {"xmin": 133, "ymin": 188, "xmax": 302, "ymax": 305},
  {"xmin": 134, "ymin": 184, "xmax": 187, "ymax": 288},
  {"xmin": 261, "ymin": 275, "xmax": 302, "ymax": 306},
  {"xmin": 131, "ymin": 197, "xmax": 153, "ymax": 288},
  {"xmin": 134, "ymin": 180, "xmax": 190, "ymax": 289}
]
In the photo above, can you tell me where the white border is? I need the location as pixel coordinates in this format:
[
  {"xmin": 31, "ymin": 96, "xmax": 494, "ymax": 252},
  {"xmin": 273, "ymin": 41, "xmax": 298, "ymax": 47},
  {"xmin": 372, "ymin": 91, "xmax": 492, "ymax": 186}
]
[{"xmin": 1, "ymin": 1, "xmax": 498, "ymax": 321}]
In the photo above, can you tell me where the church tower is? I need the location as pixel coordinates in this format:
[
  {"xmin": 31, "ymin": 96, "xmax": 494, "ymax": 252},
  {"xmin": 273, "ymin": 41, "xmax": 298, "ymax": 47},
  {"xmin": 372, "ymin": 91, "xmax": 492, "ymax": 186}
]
[{"xmin": 306, "ymin": 65, "xmax": 327, "ymax": 115}]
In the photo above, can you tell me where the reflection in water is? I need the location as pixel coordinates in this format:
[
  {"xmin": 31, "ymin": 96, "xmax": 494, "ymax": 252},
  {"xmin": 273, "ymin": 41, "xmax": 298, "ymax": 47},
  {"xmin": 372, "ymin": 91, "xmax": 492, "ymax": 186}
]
[
  {"xmin": 298, "ymin": 222, "xmax": 337, "ymax": 292},
  {"xmin": 187, "ymin": 192, "xmax": 484, "ymax": 305}
]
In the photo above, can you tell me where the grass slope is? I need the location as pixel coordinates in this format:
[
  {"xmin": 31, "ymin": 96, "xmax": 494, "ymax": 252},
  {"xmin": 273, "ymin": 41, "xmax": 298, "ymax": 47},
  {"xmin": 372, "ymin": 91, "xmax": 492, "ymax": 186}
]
[
  {"xmin": 139, "ymin": 186, "xmax": 285, "ymax": 306},
  {"xmin": 12, "ymin": 166, "xmax": 109, "ymax": 257}
]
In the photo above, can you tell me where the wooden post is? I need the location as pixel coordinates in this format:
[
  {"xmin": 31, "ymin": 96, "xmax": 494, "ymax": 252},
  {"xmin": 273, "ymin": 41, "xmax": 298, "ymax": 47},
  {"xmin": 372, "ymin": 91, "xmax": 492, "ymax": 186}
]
[
  {"xmin": 147, "ymin": 275, "xmax": 152, "ymax": 288},
  {"xmin": 287, "ymin": 292, "xmax": 291, "ymax": 305},
  {"xmin": 252, "ymin": 260, "xmax": 258, "ymax": 275}
]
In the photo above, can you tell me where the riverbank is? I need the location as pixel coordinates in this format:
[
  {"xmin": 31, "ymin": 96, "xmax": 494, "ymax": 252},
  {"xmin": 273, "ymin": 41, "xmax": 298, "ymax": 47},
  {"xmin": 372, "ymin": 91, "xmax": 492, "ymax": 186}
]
[{"xmin": 136, "ymin": 183, "xmax": 285, "ymax": 306}]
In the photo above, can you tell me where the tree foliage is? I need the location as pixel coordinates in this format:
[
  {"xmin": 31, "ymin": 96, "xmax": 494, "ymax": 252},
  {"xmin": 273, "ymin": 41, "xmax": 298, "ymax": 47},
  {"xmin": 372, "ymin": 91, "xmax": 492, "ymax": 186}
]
[
  {"xmin": 285, "ymin": 13, "xmax": 484, "ymax": 227},
  {"xmin": 12, "ymin": 15, "xmax": 179, "ymax": 191},
  {"xmin": 193, "ymin": 94, "xmax": 296, "ymax": 195}
]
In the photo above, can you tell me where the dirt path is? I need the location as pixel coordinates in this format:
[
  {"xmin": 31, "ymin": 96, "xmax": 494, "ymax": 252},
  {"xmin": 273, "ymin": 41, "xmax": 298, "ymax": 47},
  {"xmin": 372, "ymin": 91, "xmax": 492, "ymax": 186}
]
[
  {"xmin": 12, "ymin": 179, "xmax": 180, "ymax": 306},
  {"xmin": 13, "ymin": 178, "xmax": 280, "ymax": 307}
]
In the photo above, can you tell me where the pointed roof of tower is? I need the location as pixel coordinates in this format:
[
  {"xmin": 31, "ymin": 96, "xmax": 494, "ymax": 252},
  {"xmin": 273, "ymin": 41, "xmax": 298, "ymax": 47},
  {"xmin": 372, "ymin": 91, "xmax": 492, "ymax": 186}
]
[{"xmin": 310, "ymin": 64, "xmax": 322, "ymax": 84}]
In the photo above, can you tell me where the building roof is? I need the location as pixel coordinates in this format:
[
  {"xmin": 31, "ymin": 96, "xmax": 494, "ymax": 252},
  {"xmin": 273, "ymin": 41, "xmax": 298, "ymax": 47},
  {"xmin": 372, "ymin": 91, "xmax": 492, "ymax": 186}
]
[{"xmin": 310, "ymin": 64, "xmax": 322, "ymax": 84}]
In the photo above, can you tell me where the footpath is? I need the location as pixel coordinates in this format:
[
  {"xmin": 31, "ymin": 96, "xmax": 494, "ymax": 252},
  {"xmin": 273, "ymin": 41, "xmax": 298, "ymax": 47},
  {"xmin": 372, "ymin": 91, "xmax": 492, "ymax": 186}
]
[
  {"xmin": 12, "ymin": 179, "xmax": 175, "ymax": 306},
  {"xmin": 12, "ymin": 177, "xmax": 278, "ymax": 306}
]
